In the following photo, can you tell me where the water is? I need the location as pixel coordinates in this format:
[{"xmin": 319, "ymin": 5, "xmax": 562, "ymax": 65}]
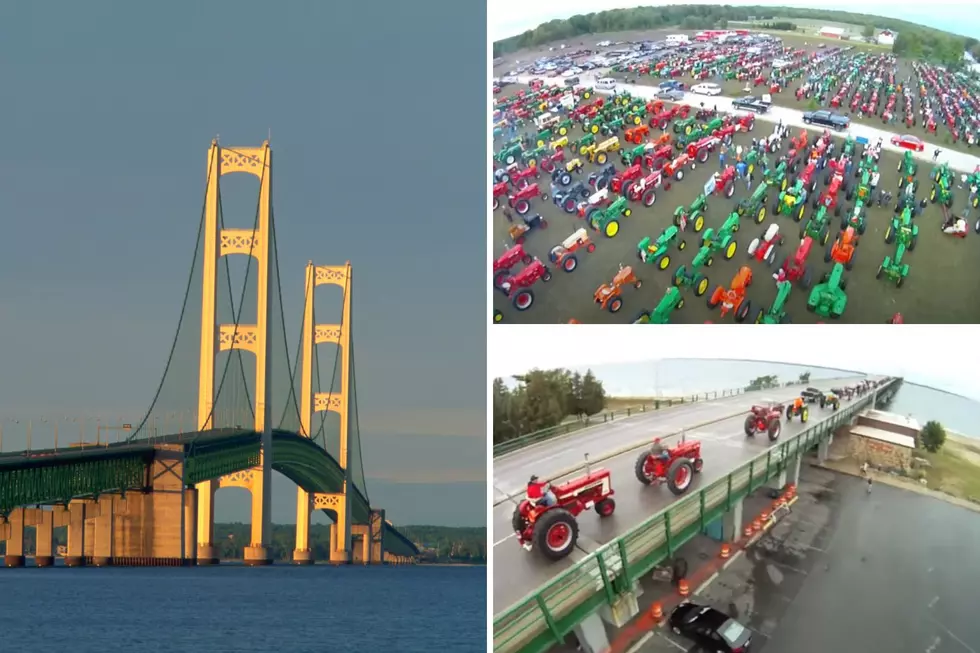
[
  {"xmin": 0, "ymin": 565, "xmax": 485, "ymax": 652},
  {"xmin": 888, "ymin": 382, "xmax": 980, "ymax": 438}
]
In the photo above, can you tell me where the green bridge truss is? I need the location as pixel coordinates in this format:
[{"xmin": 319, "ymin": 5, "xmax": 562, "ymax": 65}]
[
  {"xmin": 493, "ymin": 378, "xmax": 901, "ymax": 653},
  {"xmin": 0, "ymin": 428, "xmax": 418, "ymax": 558}
]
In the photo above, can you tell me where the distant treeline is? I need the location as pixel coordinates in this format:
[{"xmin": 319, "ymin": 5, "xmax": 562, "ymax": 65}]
[
  {"xmin": 493, "ymin": 5, "xmax": 968, "ymax": 66},
  {"xmin": 493, "ymin": 368, "xmax": 606, "ymax": 444}
]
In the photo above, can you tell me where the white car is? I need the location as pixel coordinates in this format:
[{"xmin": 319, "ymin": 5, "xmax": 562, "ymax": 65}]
[{"xmin": 691, "ymin": 83, "xmax": 722, "ymax": 96}]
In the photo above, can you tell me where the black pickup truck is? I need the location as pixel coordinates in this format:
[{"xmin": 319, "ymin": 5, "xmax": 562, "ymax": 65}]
[
  {"xmin": 802, "ymin": 109, "xmax": 850, "ymax": 131},
  {"xmin": 731, "ymin": 94, "xmax": 771, "ymax": 113},
  {"xmin": 800, "ymin": 387, "xmax": 823, "ymax": 403}
]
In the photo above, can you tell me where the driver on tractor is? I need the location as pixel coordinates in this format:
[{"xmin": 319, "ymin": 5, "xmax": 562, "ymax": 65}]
[
  {"xmin": 527, "ymin": 475, "xmax": 557, "ymax": 507},
  {"xmin": 649, "ymin": 437, "xmax": 670, "ymax": 462}
]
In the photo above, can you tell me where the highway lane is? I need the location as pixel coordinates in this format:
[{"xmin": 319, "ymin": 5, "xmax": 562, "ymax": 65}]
[
  {"xmin": 510, "ymin": 75, "xmax": 980, "ymax": 174},
  {"xmin": 492, "ymin": 376, "xmax": 878, "ymax": 614}
]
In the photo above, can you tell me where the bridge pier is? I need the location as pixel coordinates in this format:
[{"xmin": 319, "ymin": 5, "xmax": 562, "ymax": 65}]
[
  {"xmin": 92, "ymin": 496, "xmax": 114, "ymax": 566},
  {"xmin": 3, "ymin": 509, "xmax": 25, "ymax": 567},
  {"xmin": 292, "ymin": 488, "xmax": 314, "ymax": 564},
  {"xmin": 721, "ymin": 495, "xmax": 744, "ymax": 541},
  {"xmin": 35, "ymin": 508, "xmax": 55, "ymax": 567},
  {"xmin": 196, "ymin": 480, "xmax": 219, "ymax": 565},
  {"xmin": 573, "ymin": 612, "xmax": 611, "ymax": 653},
  {"xmin": 65, "ymin": 501, "xmax": 88, "ymax": 567}
]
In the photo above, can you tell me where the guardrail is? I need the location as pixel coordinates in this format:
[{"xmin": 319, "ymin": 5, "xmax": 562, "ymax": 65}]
[
  {"xmin": 492, "ymin": 378, "xmax": 900, "ymax": 653},
  {"xmin": 493, "ymin": 388, "xmax": 745, "ymax": 458}
]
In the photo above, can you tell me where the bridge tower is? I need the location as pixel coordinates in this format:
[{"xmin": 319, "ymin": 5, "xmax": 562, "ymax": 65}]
[
  {"xmin": 195, "ymin": 140, "xmax": 275, "ymax": 566},
  {"xmin": 293, "ymin": 261, "xmax": 354, "ymax": 564}
]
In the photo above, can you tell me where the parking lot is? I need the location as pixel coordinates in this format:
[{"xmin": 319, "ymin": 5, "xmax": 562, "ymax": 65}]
[{"xmin": 493, "ymin": 85, "xmax": 980, "ymax": 324}]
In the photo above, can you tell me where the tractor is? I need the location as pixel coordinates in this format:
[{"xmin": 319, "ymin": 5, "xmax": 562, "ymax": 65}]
[
  {"xmin": 876, "ymin": 245, "xmax": 910, "ymax": 288},
  {"xmin": 897, "ymin": 150, "xmax": 918, "ymax": 189},
  {"xmin": 507, "ymin": 182, "xmax": 548, "ymax": 217},
  {"xmin": 662, "ymin": 152, "xmax": 694, "ymax": 183},
  {"xmin": 736, "ymin": 182, "xmax": 770, "ymax": 224},
  {"xmin": 594, "ymin": 264, "xmax": 643, "ymax": 313},
  {"xmin": 496, "ymin": 142, "xmax": 524, "ymax": 166},
  {"xmin": 548, "ymin": 228, "xmax": 596, "ymax": 273},
  {"xmin": 588, "ymin": 163, "xmax": 618, "ymax": 192},
  {"xmin": 796, "ymin": 161, "xmax": 820, "ymax": 193},
  {"xmin": 885, "ymin": 208, "xmax": 918, "ymax": 251},
  {"xmin": 707, "ymin": 166, "xmax": 737, "ymax": 199},
  {"xmin": 492, "ymin": 243, "xmax": 533, "ymax": 290},
  {"xmin": 507, "ymin": 212, "xmax": 549, "ymax": 245},
  {"xmin": 707, "ymin": 266, "xmax": 754, "ymax": 322},
  {"xmin": 589, "ymin": 137, "xmax": 621, "ymax": 165},
  {"xmin": 499, "ymin": 258, "xmax": 552, "ymax": 311},
  {"xmin": 686, "ymin": 135, "xmax": 721, "ymax": 164},
  {"xmin": 609, "ymin": 164, "xmax": 644, "ymax": 195},
  {"xmin": 634, "ymin": 438, "xmax": 704, "ymax": 496},
  {"xmin": 512, "ymin": 467, "xmax": 616, "ymax": 560},
  {"xmin": 634, "ymin": 287, "xmax": 685, "ymax": 324},
  {"xmin": 637, "ymin": 226, "xmax": 687, "ymax": 271},
  {"xmin": 574, "ymin": 133, "xmax": 596, "ymax": 156},
  {"xmin": 673, "ymin": 195, "xmax": 708, "ymax": 233},
  {"xmin": 624, "ymin": 124, "xmax": 650, "ymax": 144},
  {"xmin": 601, "ymin": 117, "xmax": 626, "ymax": 137},
  {"xmin": 673, "ymin": 245, "xmax": 713, "ymax": 297},
  {"xmin": 621, "ymin": 143, "xmax": 651, "ymax": 167},
  {"xmin": 894, "ymin": 181, "xmax": 925, "ymax": 216},
  {"xmin": 849, "ymin": 168, "xmax": 873, "ymax": 204},
  {"xmin": 800, "ymin": 205, "xmax": 831, "ymax": 246},
  {"xmin": 839, "ymin": 201, "xmax": 867, "ymax": 235},
  {"xmin": 747, "ymin": 223, "xmax": 784, "ymax": 266},
  {"xmin": 700, "ymin": 212, "xmax": 740, "ymax": 261},
  {"xmin": 775, "ymin": 179, "xmax": 808, "ymax": 222},
  {"xmin": 824, "ymin": 226, "xmax": 858, "ymax": 271},
  {"xmin": 785, "ymin": 397, "xmax": 810, "ymax": 422},
  {"xmin": 753, "ymin": 279, "xmax": 792, "ymax": 324},
  {"xmin": 766, "ymin": 161, "xmax": 790, "ymax": 193},
  {"xmin": 929, "ymin": 175, "xmax": 954, "ymax": 208},
  {"xmin": 587, "ymin": 195, "xmax": 633, "ymax": 238},
  {"xmin": 552, "ymin": 181, "xmax": 591, "ymax": 214},
  {"xmin": 626, "ymin": 170, "xmax": 663, "ymax": 207},
  {"xmin": 744, "ymin": 403, "xmax": 783, "ymax": 441},
  {"xmin": 673, "ymin": 117, "xmax": 698, "ymax": 135},
  {"xmin": 932, "ymin": 161, "xmax": 953, "ymax": 186},
  {"xmin": 819, "ymin": 391, "xmax": 841, "ymax": 410},
  {"xmin": 775, "ymin": 237, "xmax": 814, "ymax": 289},
  {"xmin": 806, "ymin": 262, "xmax": 848, "ymax": 319}
]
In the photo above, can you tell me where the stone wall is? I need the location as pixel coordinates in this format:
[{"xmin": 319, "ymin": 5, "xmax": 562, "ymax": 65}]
[{"xmin": 847, "ymin": 432, "xmax": 913, "ymax": 472}]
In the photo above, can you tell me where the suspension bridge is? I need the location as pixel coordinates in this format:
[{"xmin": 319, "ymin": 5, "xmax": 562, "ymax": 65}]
[{"xmin": 0, "ymin": 140, "xmax": 419, "ymax": 567}]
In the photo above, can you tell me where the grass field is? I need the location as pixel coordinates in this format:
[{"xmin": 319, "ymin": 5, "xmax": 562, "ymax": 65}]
[
  {"xmin": 924, "ymin": 434, "xmax": 980, "ymax": 503},
  {"xmin": 493, "ymin": 87, "xmax": 980, "ymax": 324},
  {"xmin": 604, "ymin": 396, "xmax": 681, "ymax": 411}
]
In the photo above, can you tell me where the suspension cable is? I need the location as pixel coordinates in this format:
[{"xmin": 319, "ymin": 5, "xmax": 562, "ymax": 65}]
[
  {"xmin": 218, "ymin": 188, "xmax": 255, "ymax": 425},
  {"xmin": 350, "ymin": 331, "xmax": 369, "ymax": 504}
]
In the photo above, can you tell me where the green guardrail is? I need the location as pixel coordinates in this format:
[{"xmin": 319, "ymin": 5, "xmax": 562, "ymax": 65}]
[
  {"xmin": 493, "ymin": 378, "xmax": 900, "ymax": 653},
  {"xmin": 493, "ymin": 388, "xmax": 745, "ymax": 458}
]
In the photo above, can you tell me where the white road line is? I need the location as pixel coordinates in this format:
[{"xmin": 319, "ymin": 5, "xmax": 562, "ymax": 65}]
[
  {"xmin": 927, "ymin": 615, "xmax": 978, "ymax": 653},
  {"xmin": 693, "ymin": 571, "xmax": 719, "ymax": 596},
  {"xmin": 925, "ymin": 636, "xmax": 942, "ymax": 653},
  {"xmin": 493, "ymin": 533, "xmax": 515, "ymax": 547},
  {"xmin": 625, "ymin": 631, "xmax": 654, "ymax": 653},
  {"xmin": 928, "ymin": 596, "xmax": 939, "ymax": 609},
  {"xmin": 654, "ymin": 632, "xmax": 688, "ymax": 652},
  {"xmin": 722, "ymin": 549, "xmax": 744, "ymax": 570}
]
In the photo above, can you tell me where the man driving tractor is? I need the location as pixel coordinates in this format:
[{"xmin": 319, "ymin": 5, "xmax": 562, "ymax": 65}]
[
  {"xmin": 649, "ymin": 437, "xmax": 670, "ymax": 462},
  {"xmin": 527, "ymin": 475, "xmax": 557, "ymax": 507}
]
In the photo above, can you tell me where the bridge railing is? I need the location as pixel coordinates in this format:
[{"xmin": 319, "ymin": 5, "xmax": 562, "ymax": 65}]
[
  {"xmin": 492, "ymin": 378, "xmax": 900, "ymax": 653},
  {"xmin": 493, "ymin": 388, "xmax": 745, "ymax": 458}
]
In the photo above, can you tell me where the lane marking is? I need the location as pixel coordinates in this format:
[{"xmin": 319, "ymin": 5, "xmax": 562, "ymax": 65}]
[
  {"xmin": 928, "ymin": 596, "xmax": 939, "ymax": 609},
  {"xmin": 693, "ymin": 571, "xmax": 719, "ymax": 597},
  {"xmin": 722, "ymin": 549, "xmax": 744, "ymax": 570},
  {"xmin": 655, "ymin": 632, "xmax": 688, "ymax": 652},
  {"xmin": 493, "ymin": 533, "xmax": 515, "ymax": 547},
  {"xmin": 927, "ymin": 615, "xmax": 977, "ymax": 653},
  {"xmin": 625, "ymin": 631, "xmax": 653, "ymax": 653}
]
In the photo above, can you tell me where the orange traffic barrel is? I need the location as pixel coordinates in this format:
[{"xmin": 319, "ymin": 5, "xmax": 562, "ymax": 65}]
[
  {"xmin": 752, "ymin": 517, "xmax": 762, "ymax": 531},
  {"xmin": 787, "ymin": 484, "xmax": 797, "ymax": 497},
  {"xmin": 568, "ymin": 319, "xmax": 580, "ymax": 324},
  {"xmin": 760, "ymin": 509, "xmax": 770, "ymax": 522},
  {"xmin": 720, "ymin": 543, "xmax": 731, "ymax": 559},
  {"xmin": 678, "ymin": 578, "xmax": 690, "ymax": 596},
  {"xmin": 650, "ymin": 602, "xmax": 663, "ymax": 620},
  {"xmin": 743, "ymin": 524, "xmax": 754, "ymax": 537}
]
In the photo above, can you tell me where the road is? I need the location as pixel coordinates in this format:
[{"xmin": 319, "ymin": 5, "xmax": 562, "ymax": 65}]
[
  {"xmin": 512, "ymin": 75, "xmax": 980, "ymax": 174},
  {"xmin": 491, "ymin": 375, "xmax": 873, "ymax": 614}
]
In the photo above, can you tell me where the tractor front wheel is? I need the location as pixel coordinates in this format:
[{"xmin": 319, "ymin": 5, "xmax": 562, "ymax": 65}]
[
  {"xmin": 767, "ymin": 419, "xmax": 781, "ymax": 441},
  {"xmin": 533, "ymin": 509, "xmax": 579, "ymax": 561},
  {"xmin": 596, "ymin": 498, "xmax": 616, "ymax": 517},
  {"xmin": 744, "ymin": 415, "xmax": 757, "ymax": 436}
]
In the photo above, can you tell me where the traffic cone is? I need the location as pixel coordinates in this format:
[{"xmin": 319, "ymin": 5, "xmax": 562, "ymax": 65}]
[
  {"xmin": 752, "ymin": 517, "xmax": 762, "ymax": 531},
  {"xmin": 720, "ymin": 543, "xmax": 731, "ymax": 559},
  {"xmin": 743, "ymin": 524, "xmax": 754, "ymax": 538},
  {"xmin": 678, "ymin": 578, "xmax": 690, "ymax": 597},
  {"xmin": 787, "ymin": 483, "xmax": 797, "ymax": 497},
  {"xmin": 760, "ymin": 509, "xmax": 770, "ymax": 522},
  {"xmin": 650, "ymin": 602, "xmax": 664, "ymax": 620}
]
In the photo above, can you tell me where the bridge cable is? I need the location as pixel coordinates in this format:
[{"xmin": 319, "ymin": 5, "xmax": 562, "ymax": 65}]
[
  {"xmin": 349, "ymin": 330, "xmax": 369, "ymax": 504},
  {"xmin": 269, "ymin": 205, "xmax": 304, "ymax": 431},
  {"xmin": 129, "ymin": 158, "xmax": 213, "ymax": 441}
]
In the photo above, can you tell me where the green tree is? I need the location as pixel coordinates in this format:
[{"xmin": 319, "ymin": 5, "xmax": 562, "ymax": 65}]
[
  {"xmin": 745, "ymin": 375, "xmax": 780, "ymax": 391},
  {"xmin": 798, "ymin": 372, "xmax": 811, "ymax": 384},
  {"xmin": 578, "ymin": 370, "xmax": 606, "ymax": 416},
  {"xmin": 862, "ymin": 24, "xmax": 875, "ymax": 39},
  {"xmin": 491, "ymin": 368, "xmax": 608, "ymax": 443},
  {"xmin": 920, "ymin": 420, "xmax": 947, "ymax": 453}
]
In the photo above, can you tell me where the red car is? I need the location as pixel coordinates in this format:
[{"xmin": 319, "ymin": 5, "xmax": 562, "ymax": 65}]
[{"xmin": 890, "ymin": 134, "xmax": 925, "ymax": 152}]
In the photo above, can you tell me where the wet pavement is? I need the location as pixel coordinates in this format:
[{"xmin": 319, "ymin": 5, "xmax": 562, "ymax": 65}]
[{"xmin": 631, "ymin": 465, "xmax": 980, "ymax": 653}]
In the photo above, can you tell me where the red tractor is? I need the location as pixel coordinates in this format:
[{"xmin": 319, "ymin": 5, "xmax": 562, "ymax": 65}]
[
  {"xmin": 512, "ymin": 468, "xmax": 616, "ymax": 560},
  {"xmin": 711, "ymin": 166, "xmax": 737, "ymax": 199},
  {"xmin": 610, "ymin": 164, "xmax": 644, "ymax": 194},
  {"xmin": 817, "ymin": 170, "xmax": 844, "ymax": 217},
  {"xmin": 663, "ymin": 152, "xmax": 693, "ymax": 183},
  {"xmin": 643, "ymin": 144, "xmax": 674, "ymax": 171},
  {"xmin": 498, "ymin": 258, "xmax": 552, "ymax": 311},
  {"xmin": 775, "ymin": 236, "xmax": 814, "ymax": 288},
  {"xmin": 747, "ymin": 223, "xmax": 784, "ymax": 266},
  {"xmin": 796, "ymin": 161, "xmax": 819, "ymax": 193},
  {"xmin": 687, "ymin": 136, "xmax": 720, "ymax": 164},
  {"xmin": 492, "ymin": 243, "xmax": 532, "ymax": 290},
  {"xmin": 508, "ymin": 183, "xmax": 547, "ymax": 216},
  {"xmin": 634, "ymin": 438, "xmax": 703, "ymax": 495},
  {"xmin": 492, "ymin": 181, "xmax": 509, "ymax": 210},
  {"xmin": 744, "ymin": 403, "xmax": 783, "ymax": 441},
  {"xmin": 626, "ymin": 169, "xmax": 663, "ymax": 207},
  {"xmin": 510, "ymin": 165, "xmax": 541, "ymax": 190}
]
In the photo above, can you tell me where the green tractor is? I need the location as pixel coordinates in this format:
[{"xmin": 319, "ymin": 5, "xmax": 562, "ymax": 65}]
[
  {"xmin": 736, "ymin": 182, "xmax": 770, "ymax": 224},
  {"xmin": 806, "ymin": 263, "xmax": 849, "ymax": 319},
  {"xmin": 700, "ymin": 212, "xmax": 740, "ymax": 261},
  {"xmin": 800, "ymin": 205, "xmax": 832, "ymax": 246},
  {"xmin": 766, "ymin": 161, "xmax": 789, "ymax": 193},
  {"xmin": 676, "ymin": 127, "xmax": 707, "ymax": 150},
  {"xmin": 754, "ymin": 280, "xmax": 792, "ymax": 323},
  {"xmin": 967, "ymin": 171, "xmax": 980, "ymax": 208},
  {"xmin": 637, "ymin": 225, "xmax": 687, "ymax": 271},
  {"xmin": 588, "ymin": 196, "xmax": 633, "ymax": 238},
  {"xmin": 876, "ymin": 244, "xmax": 910, "ymax": 288},
  {"xmin": 621, "ymin": 143, "xmax": 650, "ymax": 167},
  {"xmin": 672, "ymin": 245, "xmax": 714, "ymax": 297},
  {"xmin": 896, "ymin": 150, "xmax": 918, "ymax": 189},
  {"xmin": 582, "ymin": 114, "xmax": 607, "ymax": 134},
  {"xmin": 856, "ymin": 153, "xmax": 876, "ymax": 178},
  {"xmin": 521, "ymin": 145, "xmax": 548, "ymax": 168},
  {"xmin": 929, "ymin": 174, "xmax": 953, "ymax": 208},
  {"xmin": 674, "ymin": 195, "xmax": 709, "ymax": 233},
  {"xmin": 673, "ymin": 117, "xmax": 698, "ymax": 135},
  {"xmin": 775, "ymin": 179, "xmax": 808, "ymax": 222},
  {"xmin": 634, "ymin": 287, "xmax": 685, "ymax": 324},
  {"xmin": 848, "ymin": 168, "xmax": 873, "ymax": 204},
  {"xmin": 884, "ymin": 208, "xmax": 918, "ymax": 250},
  {"xmin": 534, "ymin": 127, "xmax": 554, "ymax": 147},
  {"xmin": 573, "ymin": 133, "xmax": 596, "ymax": 156},
  {"xmin": 839, "ymin": 201, "xmax": 868, "ymax": 235},
  {"xmin": 602, "ymin": 117, "xmax": 626, "ymax": 136},
  {"xmin": 932, "ymin": 161, "xmax": 953, "ymax": 185},
  {"xmin": 496, "ymin": 142, "xmax": 524, "ymax": 166},
  {"xmin": 554, "ymin": 118, "xmax": 574, "ymax": 137},
  {"xmin": 894, "ymin": 181, "xmax": 924, "ymax": 216},
  {"xmin": 841, "ymin": 136, "xmax": 856, "ymax": 159}
]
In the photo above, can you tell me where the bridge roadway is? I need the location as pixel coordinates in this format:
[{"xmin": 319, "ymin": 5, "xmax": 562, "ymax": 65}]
[
  {"xmin": 492, "ymin": 375, "xmax": 875, "ymax": 614},
  {"xmin": 511, "ymin": 75, "xmax": 980, "ymax": 174}
]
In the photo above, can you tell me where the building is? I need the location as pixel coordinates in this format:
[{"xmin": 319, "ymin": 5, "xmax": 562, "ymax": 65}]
[
  {"xmin": 877, "ymin": 29, "xmax": 897, "ymax": 46},
  {"xmin": 845, "ymin": 409, "xmax": 919, "ymax": 472},
  {"xmin": 819, "ymin": 26, "xmax": 846, "ymax": 39}
]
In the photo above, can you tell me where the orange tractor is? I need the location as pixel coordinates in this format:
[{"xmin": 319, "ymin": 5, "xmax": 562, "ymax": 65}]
[
  {"xmin": 707, "ymin": 266, "xmax": 754, "ymax": 322},
  {"xmin": 594, "ymin": 264, "xmax": 642, "ymax": 313},
  {"xmin": 824, "ymin": 226, "xmax": 858, "ymax": 270},
  {"xmin": 624, "ymin": 125, "xmax": 650, "ymax": 144}
]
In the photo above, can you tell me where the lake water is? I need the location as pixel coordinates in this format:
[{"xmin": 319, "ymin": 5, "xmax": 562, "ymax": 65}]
[
  {"xmin": 0, "ymin": 565, "xmax": 485, "ymax": 652},
  {"xmin": 570, "ymin": 358, "xmax": 980, "ymax": 438}
]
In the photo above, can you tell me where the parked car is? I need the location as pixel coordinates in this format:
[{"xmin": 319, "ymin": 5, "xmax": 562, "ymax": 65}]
[
  {"xmin": 802, "ymin": 109, "xmax": 850, "ymax": 131},
  {"xmin": 691, "ymin": 82, "xmax": 722, "ymax": 96},
  {"xmin": 669, "ymin": 601, "xmax": 753, "ymax": 652},
  {"xmin": 731, "ymin": 94, "xmax": 771, "ymax": 113},
  {"xmin": 890, "ymin": 134, "xmax": 925, "ymax": 152},
  {"xmin": 657, "ymin": 88, "xmax": 685, "ymax": 101}
]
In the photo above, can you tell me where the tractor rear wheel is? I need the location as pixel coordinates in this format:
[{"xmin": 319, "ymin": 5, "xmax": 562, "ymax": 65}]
[
  {"xmin": 635, "ymin": 451, "xmax": 656, "ymax": 485},
  {"xmin": 595, "ymin": 498, "xmax": 616, "ymax": 517},
  {"xmin": 801, "ymin": 407, "xmax": 809, "ymax": 423},
  {"xmin": 533, "ymin": 509, "xmax": 579, "ymax": 560},
  {"xmin": 693, "ymin": 458, "xmax": 704, "ymax": 473},
  {"xmin": 666, "ymin": 458, "xmax": 695, "ymax": 495}
]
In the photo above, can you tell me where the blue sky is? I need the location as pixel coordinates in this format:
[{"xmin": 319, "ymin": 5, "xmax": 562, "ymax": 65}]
[
  {"xmin": 491, "ymin": 1, "xmax": 980, "ymax": 41},
  {"xmin": 0, "ymin": 1, "xmax": 486, "ymax": 526}
]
